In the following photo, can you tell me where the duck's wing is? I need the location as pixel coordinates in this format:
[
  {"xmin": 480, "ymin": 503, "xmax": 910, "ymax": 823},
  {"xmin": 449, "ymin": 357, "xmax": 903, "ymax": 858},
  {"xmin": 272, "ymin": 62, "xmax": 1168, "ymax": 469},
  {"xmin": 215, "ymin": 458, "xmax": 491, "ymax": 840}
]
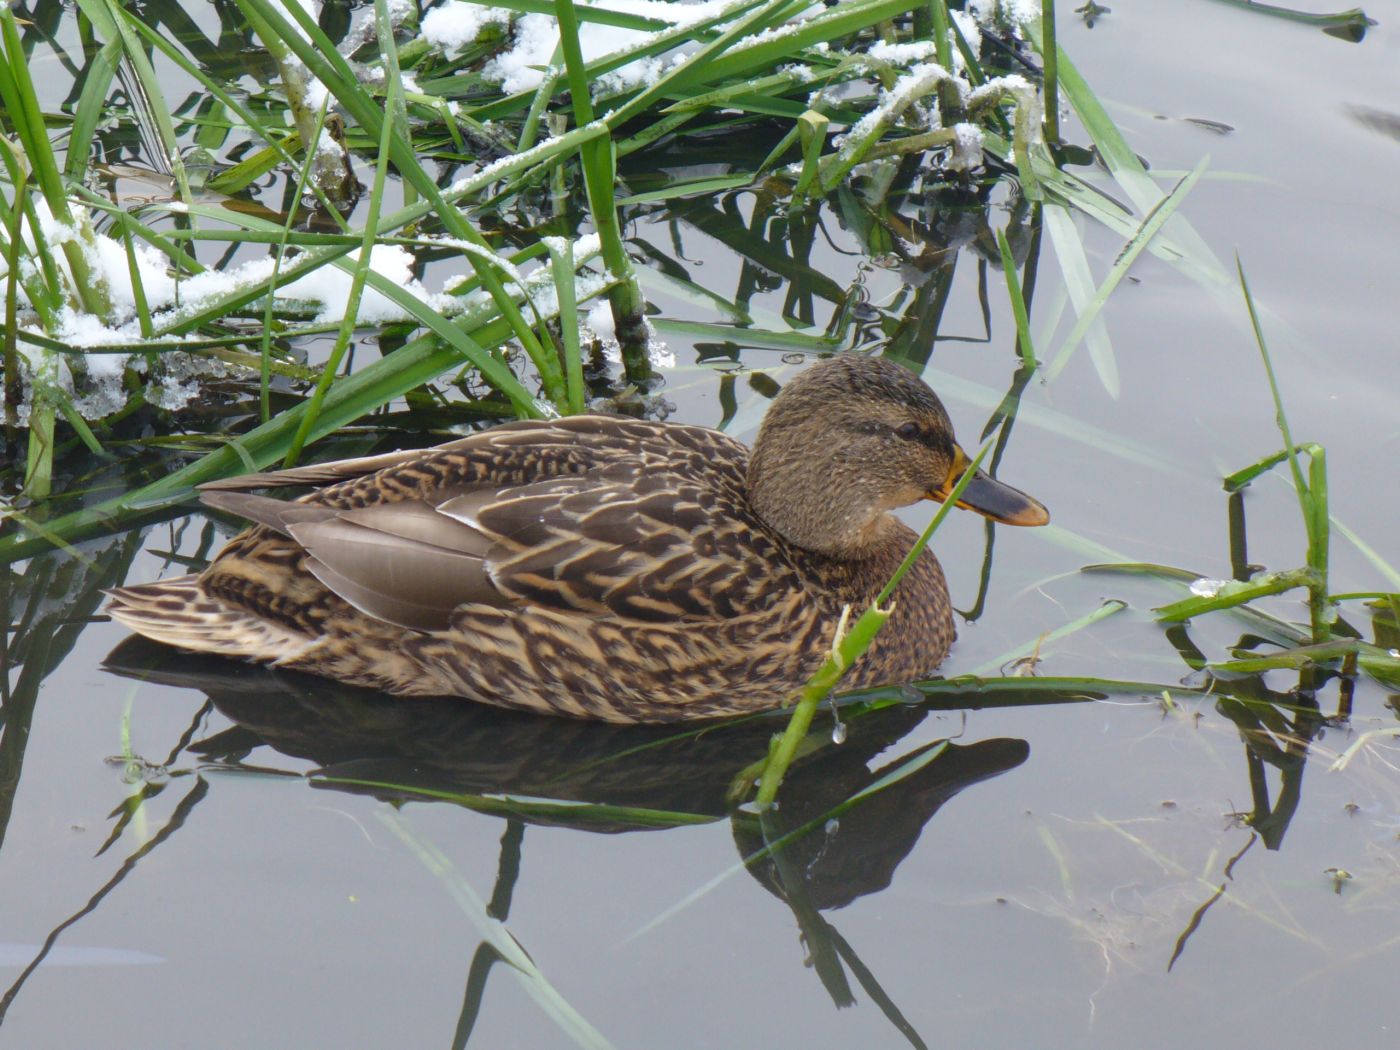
[
  {"xmin": 464, "ymin": 465, "xmax": 780, "ymax": 623},
  {"xmin": 198, "ymin": 417, "xmax": 783, "ymax": 633}
]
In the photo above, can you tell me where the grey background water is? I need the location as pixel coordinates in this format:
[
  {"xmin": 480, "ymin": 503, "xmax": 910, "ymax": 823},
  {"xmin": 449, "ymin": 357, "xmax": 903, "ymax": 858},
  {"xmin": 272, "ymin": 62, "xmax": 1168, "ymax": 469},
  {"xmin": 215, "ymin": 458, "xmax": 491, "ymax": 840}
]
[{"xmin": 3, "ymin": 3, "xmax": 1399, "ymax": 1047}]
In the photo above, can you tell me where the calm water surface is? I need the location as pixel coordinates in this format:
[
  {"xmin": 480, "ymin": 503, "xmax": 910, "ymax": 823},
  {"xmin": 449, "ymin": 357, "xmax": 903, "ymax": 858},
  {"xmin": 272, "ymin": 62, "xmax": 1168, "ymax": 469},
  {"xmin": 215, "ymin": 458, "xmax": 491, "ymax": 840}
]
[{"xmin": 3, "ymin": 4, "xmax": 1399, "ymax": 1048}]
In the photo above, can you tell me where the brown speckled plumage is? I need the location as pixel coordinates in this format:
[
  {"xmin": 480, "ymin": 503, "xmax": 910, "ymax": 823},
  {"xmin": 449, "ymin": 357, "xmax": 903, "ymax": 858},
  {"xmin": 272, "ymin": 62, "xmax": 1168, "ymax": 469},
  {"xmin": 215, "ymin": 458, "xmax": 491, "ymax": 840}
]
[{"xmin": 107, "ymin": 355, "xmax": 1047, "ymax": 723}]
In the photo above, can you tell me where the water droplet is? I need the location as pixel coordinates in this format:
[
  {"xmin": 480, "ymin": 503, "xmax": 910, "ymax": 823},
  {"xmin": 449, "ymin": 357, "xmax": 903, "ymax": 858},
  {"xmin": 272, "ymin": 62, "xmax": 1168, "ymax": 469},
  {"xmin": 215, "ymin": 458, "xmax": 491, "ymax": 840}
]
[
  {"xmin": 831, "ymin": 721, "xmax": 847, "ymax": 745},
  {"xmin": 1190, "ymin": 578, "xmax": 1227, "ymax": 598},
  {"xmin": 1388, "ymin": 648, "xmax": 1399, "ymax": 659},
  {"xmin": 825, "ymin": 818, "xmax": 840, "ymax": 835}
]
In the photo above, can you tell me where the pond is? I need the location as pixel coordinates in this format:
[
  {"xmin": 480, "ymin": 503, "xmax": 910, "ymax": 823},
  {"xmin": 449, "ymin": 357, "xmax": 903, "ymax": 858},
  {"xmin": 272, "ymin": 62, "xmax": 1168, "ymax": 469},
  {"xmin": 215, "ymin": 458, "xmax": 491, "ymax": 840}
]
[{"xmin": 2, "ymin": 2, "xmax": 1398, "ymax": 1048}]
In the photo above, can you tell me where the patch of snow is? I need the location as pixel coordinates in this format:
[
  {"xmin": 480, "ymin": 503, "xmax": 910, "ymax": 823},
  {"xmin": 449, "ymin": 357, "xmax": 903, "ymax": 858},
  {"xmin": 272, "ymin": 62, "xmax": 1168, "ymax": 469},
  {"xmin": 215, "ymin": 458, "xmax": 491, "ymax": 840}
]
[
  {"xmin": 968, "ymin": 0, "xmax": 1040, "ymax": 26},
  {"xmin": 280, "ymin": 245, "xmax": 451, "ymax": 324},
  {"xmin": 70, "ymin": 348, "xmax": 134, "ymax": 419},
  {"xmin": 92, "ymin": 237, "xmax": 178, "ymax": 317},
  {"xmin": 951, "ymin": 10, "xmax": 984, "ymax": 56},
  {"xmin": 422, "ymin": 3, "xmax": 514, "ymax": 50},
  {"xmin": 483, "ymin": 13, "xmax": 560, "ymax": 94},
  {"xmin": 585, "ymin": 298, "xmax": 616, "ymax": 339},
  {"xmin": 432, "ymin": 0, "xmax": 755, "ymax": 96},
  {"xmin": 867, "ymin": 40, "xmax": 938, "ymax": 66},
  {"xmin": 646, "ymin": 336, "xmax": 675, "ymax": 369},
  {"xmin": 967, "ymin": 73, "xmax": 1033, "ymax": 109},
  {"xmin": 948, "ymin": 122, "xmax": 985, "ymax": 172},
  {"xmin": 144, "ymin": 353, "xmax": 235, "ymax": 411}
]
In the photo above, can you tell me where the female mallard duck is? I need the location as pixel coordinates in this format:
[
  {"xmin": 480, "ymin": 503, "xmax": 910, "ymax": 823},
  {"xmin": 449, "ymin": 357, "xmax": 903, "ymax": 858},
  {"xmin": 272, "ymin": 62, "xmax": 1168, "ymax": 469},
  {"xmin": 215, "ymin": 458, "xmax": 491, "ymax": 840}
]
[{"xmin": 108, "ymin": 355, "xmax": 1047, "ymax": 723}]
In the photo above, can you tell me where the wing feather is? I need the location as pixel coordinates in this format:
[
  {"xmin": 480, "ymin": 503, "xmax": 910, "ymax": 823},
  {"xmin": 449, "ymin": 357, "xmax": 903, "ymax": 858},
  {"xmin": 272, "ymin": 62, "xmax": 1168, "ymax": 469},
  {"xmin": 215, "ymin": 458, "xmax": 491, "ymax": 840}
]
[{"xmin": 286, "ymin": 518, "xmax": 499, "ymax": 630}]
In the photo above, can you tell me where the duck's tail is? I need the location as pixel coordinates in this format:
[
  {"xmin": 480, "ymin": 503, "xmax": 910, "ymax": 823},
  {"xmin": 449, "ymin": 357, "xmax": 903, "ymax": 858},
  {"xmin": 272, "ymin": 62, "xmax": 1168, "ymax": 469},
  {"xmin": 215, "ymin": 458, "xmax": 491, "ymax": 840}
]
[{"xmin": 105, "ymin": 576, "xmax": 314, "ymax": 663}]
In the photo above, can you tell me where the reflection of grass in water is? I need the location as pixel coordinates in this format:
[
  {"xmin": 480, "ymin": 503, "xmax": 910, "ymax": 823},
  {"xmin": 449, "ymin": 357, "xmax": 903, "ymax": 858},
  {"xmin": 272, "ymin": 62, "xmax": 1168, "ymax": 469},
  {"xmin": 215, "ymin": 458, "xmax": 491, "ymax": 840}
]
[{"xmin": 380, "ymin": 810, "xmax": 616, "ymax": 1050}]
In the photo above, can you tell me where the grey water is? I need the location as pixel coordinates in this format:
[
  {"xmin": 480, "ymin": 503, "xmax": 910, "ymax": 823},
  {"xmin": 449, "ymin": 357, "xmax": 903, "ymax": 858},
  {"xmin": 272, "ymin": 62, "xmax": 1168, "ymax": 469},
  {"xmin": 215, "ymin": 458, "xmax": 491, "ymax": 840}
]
[{"xmin": 3, "ymin": 4, "xmax": 1399, "ymax": 1049}]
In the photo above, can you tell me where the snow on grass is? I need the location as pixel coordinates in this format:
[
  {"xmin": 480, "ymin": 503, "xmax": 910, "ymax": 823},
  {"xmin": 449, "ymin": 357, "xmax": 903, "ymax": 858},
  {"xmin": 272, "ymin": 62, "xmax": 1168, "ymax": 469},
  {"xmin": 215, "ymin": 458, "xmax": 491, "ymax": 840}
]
[
  {"xmin": 423, "ymin": 0, "xmax": 747, "ymax": 95},
  {"xmin": 951, "ymin": 10, "xmax": 984, "ymax": 56},
  {"xmin": 967, "ymin": 73, "xmax": 1034, "ymax": 110},
  {"xmin": 421, "ymin": 2, "xmax": 512, "ymax": 50},
  {"xmin": 836, "ymin": 62, "xmax": 951, "ymax": 158},
  {"xmin": 6, "ymin": 201, "xmax": 574, "ymax": 419},
  {"xmin": 585, "ymin": 297, "xmax": 615, "ymax": 339},
  {"xmin": 968, "ymin": 0, "xmax": 1041, "ymax": 26},
  {"xmin": 948, "ymin": 122, "xmax": 985, "ymax": 172},
  {"xmin": 867, "ymin": 40, "xmax": 939, "ymax": 66}
]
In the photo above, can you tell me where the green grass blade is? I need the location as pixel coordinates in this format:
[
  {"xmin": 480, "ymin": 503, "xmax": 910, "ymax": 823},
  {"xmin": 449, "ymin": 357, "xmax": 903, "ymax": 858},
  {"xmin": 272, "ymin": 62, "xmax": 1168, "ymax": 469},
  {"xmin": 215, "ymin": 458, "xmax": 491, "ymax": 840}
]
[
  {"xmin": 996, "ymin": 227, "xmax": 1036, "ymax": 369},
  {"xmin": 283, "ymin": 1, "xmax": 402, "ymax": 467},
  {"xmin": 1153, "ymin": 567, "xmax": 1318, "ymax": 622},
  {"xmin": 755, "ymin": 437, "xmax": 996, "ymax": 807},
  {"xmin": 64, "ymin": 37, "xmax": 122, "ymax": 182}
]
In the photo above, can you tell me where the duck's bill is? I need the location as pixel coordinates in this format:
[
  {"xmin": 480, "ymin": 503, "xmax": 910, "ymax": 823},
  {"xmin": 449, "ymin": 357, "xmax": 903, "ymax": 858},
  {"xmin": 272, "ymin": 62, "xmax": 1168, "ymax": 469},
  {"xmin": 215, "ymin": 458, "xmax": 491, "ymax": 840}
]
[{"xmin": 928, "ymin": 446, "xmax": 1050, "ymax": 527}]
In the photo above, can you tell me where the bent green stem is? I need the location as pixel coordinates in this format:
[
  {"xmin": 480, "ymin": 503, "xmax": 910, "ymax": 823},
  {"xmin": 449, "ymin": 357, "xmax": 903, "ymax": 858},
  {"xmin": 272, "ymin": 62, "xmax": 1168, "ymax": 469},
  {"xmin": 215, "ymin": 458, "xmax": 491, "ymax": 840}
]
[{"xmin": 754, "ymin": 438, "xmax": 994, "ymax": 808}]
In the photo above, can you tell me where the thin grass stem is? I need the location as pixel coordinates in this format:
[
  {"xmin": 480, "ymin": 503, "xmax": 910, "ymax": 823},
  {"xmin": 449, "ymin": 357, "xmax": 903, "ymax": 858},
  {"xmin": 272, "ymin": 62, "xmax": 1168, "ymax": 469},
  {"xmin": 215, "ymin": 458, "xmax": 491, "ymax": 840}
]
[
  {"xmin": 996, "ymin": 227, "xmax": 1037, "ymax": 369},
  {"xmin": 1041, "ymin": 0, "xmax": 1059, "ymax": 142},
  {"xmin": 924, "ymin": 2, "xmax": 963, "ymax": 121},
  {"xmin": 555, "ymin": 0, "xmax": 648, "ymax": 374},
  {"xmin": 260, "ymin": 100, "xmax": 332, "ymax": 424},
  {"xmin": 1236, "ymin": 256, "xmax": 1332, "ymax": 639},
  {"xmin": 283, "ymin": 29, "xmax": 399, "ymax": 468}
]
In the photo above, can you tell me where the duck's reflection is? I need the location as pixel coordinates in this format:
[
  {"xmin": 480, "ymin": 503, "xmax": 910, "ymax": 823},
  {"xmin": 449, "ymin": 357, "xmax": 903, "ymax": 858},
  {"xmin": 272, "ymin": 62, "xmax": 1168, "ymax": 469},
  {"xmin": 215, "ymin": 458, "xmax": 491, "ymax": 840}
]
[
  {"xmin": 110, "ymin": 636, "xmax": 1027, "ymax": 841},
  {"xmin": 108, "ymin": 636, "xmax": 1028, "ymax": 1048}
]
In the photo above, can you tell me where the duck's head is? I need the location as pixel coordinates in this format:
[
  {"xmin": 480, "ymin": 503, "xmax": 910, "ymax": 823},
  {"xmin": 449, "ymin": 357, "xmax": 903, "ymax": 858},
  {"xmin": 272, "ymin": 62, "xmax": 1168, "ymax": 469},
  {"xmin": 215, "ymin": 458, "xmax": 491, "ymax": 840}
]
[{"xmin": 746, "ymin": 355, "xmax": 1049, "ymax": 557}]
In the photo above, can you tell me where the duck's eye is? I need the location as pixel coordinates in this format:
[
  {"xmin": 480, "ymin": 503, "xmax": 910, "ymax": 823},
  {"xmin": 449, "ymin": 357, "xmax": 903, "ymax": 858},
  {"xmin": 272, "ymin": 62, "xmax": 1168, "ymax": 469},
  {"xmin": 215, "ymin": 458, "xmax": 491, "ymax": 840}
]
[{"xmin": 895, "ymin": 422, "xmax": 921, "ymax": 440}]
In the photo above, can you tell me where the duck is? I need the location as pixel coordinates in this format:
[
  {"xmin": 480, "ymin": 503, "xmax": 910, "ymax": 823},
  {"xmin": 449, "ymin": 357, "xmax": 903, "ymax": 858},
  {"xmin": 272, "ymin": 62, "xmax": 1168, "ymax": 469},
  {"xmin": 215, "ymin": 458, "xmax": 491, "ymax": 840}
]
[{"xmin": 107, "ymin": 354, "xmax": 1048, "ymax": 723}]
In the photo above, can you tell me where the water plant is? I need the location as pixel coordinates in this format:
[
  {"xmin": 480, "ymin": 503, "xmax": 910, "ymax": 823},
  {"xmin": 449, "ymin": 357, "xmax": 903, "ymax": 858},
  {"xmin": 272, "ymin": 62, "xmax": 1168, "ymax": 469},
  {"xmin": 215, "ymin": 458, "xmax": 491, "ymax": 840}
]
[{"xmin": 2, "ymin": 1, "xmax": 1061, "ymax": 530}]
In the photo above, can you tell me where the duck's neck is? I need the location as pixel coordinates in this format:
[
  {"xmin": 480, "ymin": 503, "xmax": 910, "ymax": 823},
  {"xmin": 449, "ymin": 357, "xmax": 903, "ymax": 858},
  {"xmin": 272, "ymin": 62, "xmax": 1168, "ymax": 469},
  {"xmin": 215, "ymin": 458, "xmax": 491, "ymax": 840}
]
[{"xmin": 746, "ymin": 446, "xmax": 895, "ymax": 558}]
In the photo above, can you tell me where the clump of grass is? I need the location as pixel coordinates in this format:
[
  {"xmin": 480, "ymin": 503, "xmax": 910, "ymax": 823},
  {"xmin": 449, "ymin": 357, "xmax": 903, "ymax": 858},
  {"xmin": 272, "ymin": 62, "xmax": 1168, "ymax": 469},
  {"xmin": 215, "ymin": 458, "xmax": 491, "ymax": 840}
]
[{"xmin": 2, "ymin": 0, "xmax": 1065, "ymax": 551}]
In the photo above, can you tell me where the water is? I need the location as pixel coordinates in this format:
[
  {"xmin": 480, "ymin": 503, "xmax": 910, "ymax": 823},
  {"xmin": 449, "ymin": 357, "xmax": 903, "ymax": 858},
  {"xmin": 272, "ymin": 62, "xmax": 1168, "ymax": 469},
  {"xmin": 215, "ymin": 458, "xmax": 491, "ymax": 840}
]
[{"xmin": 3, "ymin": 4, "xmax": 1399, "ymax": 1049}]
